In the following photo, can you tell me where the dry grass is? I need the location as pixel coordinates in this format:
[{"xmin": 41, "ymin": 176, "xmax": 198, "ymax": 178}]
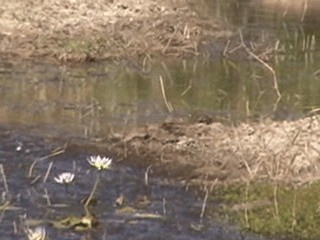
[{"xmin": 0, "ymin": 0, "xmax": 228, "ymax": 62}]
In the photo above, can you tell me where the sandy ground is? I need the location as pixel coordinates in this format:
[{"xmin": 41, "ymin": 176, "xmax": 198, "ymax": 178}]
[{"xmin": 0, "ymin": 0, "xmax": 230, "ymax": 62}]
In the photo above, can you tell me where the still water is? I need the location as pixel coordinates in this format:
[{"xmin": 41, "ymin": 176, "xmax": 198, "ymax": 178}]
[
  {"xmin": 1, "ymin": 3, "xmax": 320, "ymax": 135},
  {"xmin": 1, "ymin": 1, "xmax": 320, "ymax": 239},
  {"xmin": 1, "ymin": 49, "xmax": 320, "ymax": 136}
]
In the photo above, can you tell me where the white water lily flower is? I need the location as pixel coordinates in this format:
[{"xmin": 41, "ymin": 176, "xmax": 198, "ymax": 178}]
[
  {"xmin": 87, "ymin": 155, "xmax": 112, "ymax": 170},
  {"xmin": 26, "ymin": 226, "xmax": 46, "ymax": 240},
  {"xmin": 54, "ymin": 172, "xmax": 75, "ymax": 184}
]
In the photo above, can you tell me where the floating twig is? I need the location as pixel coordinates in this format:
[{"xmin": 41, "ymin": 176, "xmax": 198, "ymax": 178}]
[
  {"xmin": 144, "ymin": 165, "xmax": 152, "ymax": 186},
  {"xmin": 159, "ymin": 75, "xmax": 173, "ymax": 113},
  {"xmin": 43, "ymin": 161, "xmax": 54, "ymax": 183},
  {"xmin": 28, "ymin": 149, "xmax": 65, "ymax": 178},
  {"xmin": 0, "ymin": 164, "xmax": 9, "ymax": 193}
]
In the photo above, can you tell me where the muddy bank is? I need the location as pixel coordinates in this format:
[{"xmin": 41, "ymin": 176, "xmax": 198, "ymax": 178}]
[
  {"xmin": 98, "ymin": 115, "xmax": 320, "ymax": 186},
  {"xmin": 6, "ymin": 113, "xmax": 320, "ymax": 187},
  {"xmin": 0, "ymin": 0, "xmax": 230, "ymax": 62}
]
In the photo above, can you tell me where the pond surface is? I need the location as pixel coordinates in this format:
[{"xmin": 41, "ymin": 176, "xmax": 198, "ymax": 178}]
[
  {"xmin": 1, "ymin": 0, "xmax": 320, "ymax": 239},
  {"xmin": 1, "ymin": 3, "xmax": 320, "ymax": 133},
  {"xmin": 0, "ymin": 128, "xmax": 273, "ymax": 240}
]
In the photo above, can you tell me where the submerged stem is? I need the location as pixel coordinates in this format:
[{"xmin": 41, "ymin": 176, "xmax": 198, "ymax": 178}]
[{"xmin": 85, "ymin": 173, "xmax": 100, "ymax": 207}]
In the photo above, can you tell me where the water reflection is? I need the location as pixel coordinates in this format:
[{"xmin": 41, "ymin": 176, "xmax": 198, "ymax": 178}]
[
  {"xmin": 1, "ymin": 1, "xmax": 320, "ymax": 137},
  {"xmin": 1, "ymin": 53, "xmax": 320, "ymax": 136}
]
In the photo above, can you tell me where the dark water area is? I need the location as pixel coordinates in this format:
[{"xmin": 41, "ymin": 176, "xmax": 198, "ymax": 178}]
[
  {"xmin": 0, "ymin": 129, "xmax": 274, "ymax": 240},
  {"xmin": 1, "ymin": 0, "xmax": 320, "ymax": 239}
]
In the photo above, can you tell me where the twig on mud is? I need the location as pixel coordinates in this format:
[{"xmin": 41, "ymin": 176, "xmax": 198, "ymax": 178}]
[
  {"xmin": 142, "ymin": 55, "xmax": 151, "ymax": 73},
  {"xmin": 238, "ymin": 30, "xmax": 281, "ymax": 101},
  {"xmin": 0, "ymin": 164, "xmax": 9, "ymax": 193},
  {"xmin": 144, "ymin": 165, "xmax": 152, "ymax": 186},
  {"xmin": 307, "ymin": 108, "xmax": 320, "ymax": 116},
  {"xmin": 200, "ymin": 179, "xmax": 217, "ymax": 220},
  {"xmin": 159, "ymin": 75, "xmax": 173, "ymax": 113},
  {"xmin": 162, "ymin": 37, "xmax": 174, "ymax": 54}
]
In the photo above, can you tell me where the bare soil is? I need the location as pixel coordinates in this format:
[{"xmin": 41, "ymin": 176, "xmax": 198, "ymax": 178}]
[
  {"xmin": 0, "ymin": 0, "xmax": 230, "ymax": 62},
  {"xmin": 103, "ymin": 115, "xmax": 320, "ymax": 186}
]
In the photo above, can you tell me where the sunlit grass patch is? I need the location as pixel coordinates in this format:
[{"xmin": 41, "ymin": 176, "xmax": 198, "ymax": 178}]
[{"xmin": 213, "ymin": 182, "xmax": 320, "ymax": 239}]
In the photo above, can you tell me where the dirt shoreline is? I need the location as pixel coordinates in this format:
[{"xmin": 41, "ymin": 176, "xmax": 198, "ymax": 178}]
[
  {"xmin": 0, "ymin": 0, "xmax": 231, "ymax": 62},
  {"xmin": 103, "ymin": 115, "xmax": 320, "ymax": 186}
]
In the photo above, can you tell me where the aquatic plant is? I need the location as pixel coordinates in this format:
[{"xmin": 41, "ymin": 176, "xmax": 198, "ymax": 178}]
[
  {"xmin": 87, "ymin": 155, "xmax": 112, "ymax": 171},
  {"xmin": 26, "ymin": 226, "xmax": 46, "ymax": 240},
  {"xmin": 54, "ymin": 172, "xmax": 75, "ymax": 184},
  {"xmin": 85, "ymin": 155, "xmax": 113, "ymax": 207}
]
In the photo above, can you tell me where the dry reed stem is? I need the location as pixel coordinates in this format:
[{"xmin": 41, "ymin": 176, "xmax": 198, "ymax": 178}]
[
  {"xmin": 301, "ymin": 0, "xmax": 308, "ymax": 22},
  {"xmin": 159, "ymin": 75, "xmax": 173, "ymax": 113},
  {"xmin": 28, "ymin": 149, "xmax": 65, "ymax": 178},
  {"xmin": 273, "ymin": 184, "xmax": 280, "ymax": 221},
  {"xmin": 239, "ymin": 30, "xmax": 281, "ymax": 100},
  {"xmin": 44, "ymin": 188, "xmax": 51, "ymax": 206},
  {"xmin": 43, "ymin": 161, "xmax": 54, "ymax": 183},
  {"xmin": 200, "ymin": 187, "xmax": 209, "ymax": 220},
  {"xmin": 291, "ymin": 189, "xmax": 297, "ymax": 232},
  {"xmin": 162, "ymin": 198, "xmax": 167, "ymax": 215},
  {"xmin": 0, "ymin": 164, "xmax": 9, "ymax": 193},
  {"xmin": 244, "ymin": 182, "xmax": 250, "ymax": 228},
  {"xmin": 144, "ymin": 165, "xmax": 152, "ymax": 186}
]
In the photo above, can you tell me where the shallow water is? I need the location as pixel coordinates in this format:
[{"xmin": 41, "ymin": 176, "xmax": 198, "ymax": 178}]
[{"xmin": 0, "ymin": 129, "xmax": 273, "ymax": 240}]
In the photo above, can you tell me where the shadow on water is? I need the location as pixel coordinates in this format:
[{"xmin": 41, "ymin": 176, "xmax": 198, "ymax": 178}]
[{"xmin": 2, "ymin": 0, "xmax": 320, "ymax": 239}]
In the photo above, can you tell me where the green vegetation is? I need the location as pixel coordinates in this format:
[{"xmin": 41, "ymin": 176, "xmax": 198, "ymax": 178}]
[{"xmin": 213, "ymin": 182, "xmax": 320, "ymax": 239}]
